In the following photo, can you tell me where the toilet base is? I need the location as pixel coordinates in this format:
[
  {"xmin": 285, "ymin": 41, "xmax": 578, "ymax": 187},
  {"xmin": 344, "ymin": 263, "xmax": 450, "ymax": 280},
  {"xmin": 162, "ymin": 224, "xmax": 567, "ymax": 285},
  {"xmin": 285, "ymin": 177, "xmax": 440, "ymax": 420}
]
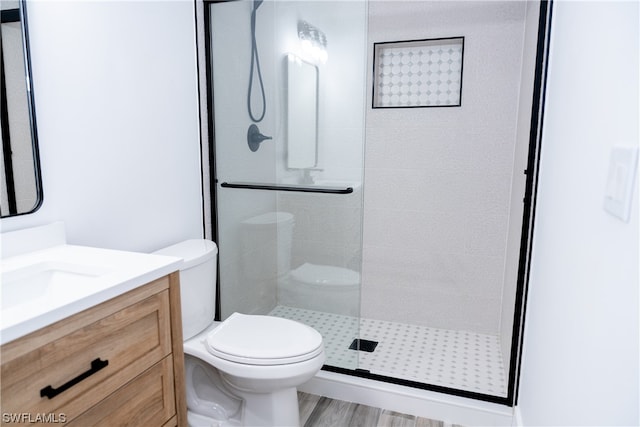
[
  {"xmin": 228, "ymin": 385, "xmax": 300, "ymax": 427},
  {"xmin": 187, "ymin": 378, "xmax": 302, "ymax": 427},
  {"xmin": 188, "ymin": 410, "xmax": 240, "ymax": 427}
]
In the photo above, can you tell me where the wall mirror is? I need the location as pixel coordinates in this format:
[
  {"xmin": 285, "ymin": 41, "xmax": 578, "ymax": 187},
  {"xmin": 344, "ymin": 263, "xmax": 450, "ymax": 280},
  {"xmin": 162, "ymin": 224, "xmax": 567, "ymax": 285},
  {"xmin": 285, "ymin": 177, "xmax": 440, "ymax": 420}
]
[
  {"xmin": 1, "ymin": 0, "xmax": 42, "ymax": 217},
  {"xmin": 286, "ymin": 53, "xmax": 318, "ymax": 169}
]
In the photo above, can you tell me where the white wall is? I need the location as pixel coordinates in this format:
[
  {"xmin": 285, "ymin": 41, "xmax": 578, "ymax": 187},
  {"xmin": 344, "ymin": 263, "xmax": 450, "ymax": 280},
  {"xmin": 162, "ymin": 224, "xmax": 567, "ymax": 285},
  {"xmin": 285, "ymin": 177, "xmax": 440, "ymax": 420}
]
[
  {"xmin": 518, "ymin": 1, "xmax": 639, "ymax": 425},
  {"xmin": 0, "ymin": 1, "xmax": 203, "ymax": 253}
]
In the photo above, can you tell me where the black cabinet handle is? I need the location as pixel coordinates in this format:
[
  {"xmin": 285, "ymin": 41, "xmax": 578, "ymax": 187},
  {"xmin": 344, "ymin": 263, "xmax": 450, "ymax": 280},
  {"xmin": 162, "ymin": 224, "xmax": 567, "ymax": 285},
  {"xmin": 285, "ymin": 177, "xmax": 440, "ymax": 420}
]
[{"xmin": 40, "ymin": 358, "xmax": 109, "ymax": 399}]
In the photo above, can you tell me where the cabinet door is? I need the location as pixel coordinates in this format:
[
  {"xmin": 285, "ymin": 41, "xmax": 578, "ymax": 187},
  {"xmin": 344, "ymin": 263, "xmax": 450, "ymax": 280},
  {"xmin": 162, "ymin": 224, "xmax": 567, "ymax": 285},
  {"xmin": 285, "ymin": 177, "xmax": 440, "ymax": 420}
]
[
  {"xmin": 67, "ymin": 357, "xmax": 176, "ymax": 427},
  {"xmin": 1, "ymin": 289, "xmax": 171, "ymax": 419}
]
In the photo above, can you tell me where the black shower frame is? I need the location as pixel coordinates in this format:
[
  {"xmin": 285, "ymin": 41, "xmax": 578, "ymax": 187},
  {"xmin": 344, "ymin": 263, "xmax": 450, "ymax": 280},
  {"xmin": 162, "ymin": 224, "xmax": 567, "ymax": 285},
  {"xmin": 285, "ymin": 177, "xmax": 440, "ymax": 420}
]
[{"xmin": 200, "ymin": 0, "xmax": 553, "ymax": 408}]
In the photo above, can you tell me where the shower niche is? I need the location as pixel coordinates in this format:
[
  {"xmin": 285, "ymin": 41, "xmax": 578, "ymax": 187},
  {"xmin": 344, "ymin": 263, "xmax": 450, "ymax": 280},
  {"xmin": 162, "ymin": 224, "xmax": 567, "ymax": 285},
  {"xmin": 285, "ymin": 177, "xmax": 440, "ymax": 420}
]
[{"xmin": 205, "ymin": 0, "xmax": 551, "ymax": 407}]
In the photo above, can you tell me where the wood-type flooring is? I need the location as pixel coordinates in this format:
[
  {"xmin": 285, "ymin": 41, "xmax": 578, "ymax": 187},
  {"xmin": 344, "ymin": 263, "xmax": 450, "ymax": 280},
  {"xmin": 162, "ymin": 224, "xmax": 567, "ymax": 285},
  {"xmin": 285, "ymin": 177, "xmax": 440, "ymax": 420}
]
[{"xmin": 299, "ymin": 392, "xmax": 463, "ymax": 427}]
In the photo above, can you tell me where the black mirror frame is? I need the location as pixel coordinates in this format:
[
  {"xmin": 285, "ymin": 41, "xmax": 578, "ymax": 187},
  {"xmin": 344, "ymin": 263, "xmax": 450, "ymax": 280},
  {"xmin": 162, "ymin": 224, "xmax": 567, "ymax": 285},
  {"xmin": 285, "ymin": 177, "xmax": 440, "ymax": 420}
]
[{"xmin": 0, "ymin": 0, "xmax": 43, "ymax": 218}]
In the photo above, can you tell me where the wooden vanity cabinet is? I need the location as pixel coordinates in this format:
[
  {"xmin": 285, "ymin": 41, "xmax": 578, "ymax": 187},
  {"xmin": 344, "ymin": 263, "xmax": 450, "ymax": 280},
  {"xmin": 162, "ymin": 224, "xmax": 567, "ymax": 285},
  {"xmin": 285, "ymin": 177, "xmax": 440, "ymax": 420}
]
[{"xmin": 0, "ymin": 272, "xmax": 187, "ymax": 426}]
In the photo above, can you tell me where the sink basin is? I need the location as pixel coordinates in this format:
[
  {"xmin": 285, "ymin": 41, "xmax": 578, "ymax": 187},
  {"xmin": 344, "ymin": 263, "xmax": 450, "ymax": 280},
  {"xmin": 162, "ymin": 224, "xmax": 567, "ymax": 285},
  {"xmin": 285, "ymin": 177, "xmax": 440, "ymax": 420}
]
[
  {"xmin": 0, "ymin": 227, "xmax": 182, "ymax": 345},
  {"xmin": 2, "ymin": 261, "xmax": 112, "ymax": 310}
]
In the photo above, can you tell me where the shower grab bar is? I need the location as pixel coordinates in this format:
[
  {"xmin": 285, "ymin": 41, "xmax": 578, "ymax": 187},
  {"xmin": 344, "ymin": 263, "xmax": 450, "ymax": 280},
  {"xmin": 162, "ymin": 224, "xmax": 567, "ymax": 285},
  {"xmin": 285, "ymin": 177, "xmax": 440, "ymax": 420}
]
[{"xmin": 220, "ymin": 181, "xmax": 353, "ymax": 194}]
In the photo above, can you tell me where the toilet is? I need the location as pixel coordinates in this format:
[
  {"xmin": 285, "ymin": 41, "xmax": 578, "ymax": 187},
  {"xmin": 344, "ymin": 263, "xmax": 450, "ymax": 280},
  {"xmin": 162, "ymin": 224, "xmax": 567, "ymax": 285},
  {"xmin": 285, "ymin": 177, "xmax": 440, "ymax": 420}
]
[
  {"xmin": 154, "ymin": 239, "xmax": 325, "ymax": 427},
  {"xmin": 241, "ymin": 211, "xmax": 360, "ymax": 316},
  {"xmin": 281, "ymin": 263, "xmax": 360, "ymax": 316}
]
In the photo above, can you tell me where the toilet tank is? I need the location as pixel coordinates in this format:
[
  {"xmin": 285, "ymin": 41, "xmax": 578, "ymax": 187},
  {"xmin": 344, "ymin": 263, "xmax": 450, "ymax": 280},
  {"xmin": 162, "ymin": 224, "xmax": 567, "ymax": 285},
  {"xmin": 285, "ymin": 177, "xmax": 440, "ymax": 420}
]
[
  {"xmin": 241, "ymin": 212, "xmax": 294, "ymax": 279},
  {"xmin": 154, "ymin": 239, "xmax": 217, "ymax": 340}
]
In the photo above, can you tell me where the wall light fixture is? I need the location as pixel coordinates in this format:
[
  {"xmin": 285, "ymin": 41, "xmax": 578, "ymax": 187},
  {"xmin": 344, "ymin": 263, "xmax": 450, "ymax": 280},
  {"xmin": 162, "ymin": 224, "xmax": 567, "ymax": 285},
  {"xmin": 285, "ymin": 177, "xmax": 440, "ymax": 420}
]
[{"xmin": 298, "ymin": 20, "xmax": 328, "ymax": 63}]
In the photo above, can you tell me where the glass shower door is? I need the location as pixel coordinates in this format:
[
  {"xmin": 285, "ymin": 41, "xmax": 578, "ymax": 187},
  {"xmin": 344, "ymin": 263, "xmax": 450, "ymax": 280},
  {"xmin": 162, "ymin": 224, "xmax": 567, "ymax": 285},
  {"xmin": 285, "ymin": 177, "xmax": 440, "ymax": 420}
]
[{"xmin": 208, "ymin": 0, "xmax": 367, "ymax": 371}]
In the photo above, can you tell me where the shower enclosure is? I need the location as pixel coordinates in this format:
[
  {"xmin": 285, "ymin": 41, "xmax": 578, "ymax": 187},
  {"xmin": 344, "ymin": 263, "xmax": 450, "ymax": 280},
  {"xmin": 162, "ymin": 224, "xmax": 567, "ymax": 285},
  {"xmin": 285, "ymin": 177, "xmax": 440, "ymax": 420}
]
[{"xmin": 204, "ymin": 0, "xmax": 550, "ymax": 406}]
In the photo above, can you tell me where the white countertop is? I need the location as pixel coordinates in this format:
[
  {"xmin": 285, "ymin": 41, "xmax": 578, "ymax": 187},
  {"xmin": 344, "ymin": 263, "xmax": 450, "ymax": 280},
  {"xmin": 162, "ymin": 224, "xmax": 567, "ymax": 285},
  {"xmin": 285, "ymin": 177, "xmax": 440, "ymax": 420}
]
[{"xmin": 1, "ymin": 244, "xmax": 182, "ymax": 345}]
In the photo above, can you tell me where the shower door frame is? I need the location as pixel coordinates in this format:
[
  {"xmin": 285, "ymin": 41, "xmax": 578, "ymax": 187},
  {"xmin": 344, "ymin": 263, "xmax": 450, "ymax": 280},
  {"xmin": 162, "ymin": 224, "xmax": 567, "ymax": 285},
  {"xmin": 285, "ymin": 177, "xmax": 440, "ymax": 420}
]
[{"xmin": 201, "ymin": 0, "xmax": 554, "ymax": 407}]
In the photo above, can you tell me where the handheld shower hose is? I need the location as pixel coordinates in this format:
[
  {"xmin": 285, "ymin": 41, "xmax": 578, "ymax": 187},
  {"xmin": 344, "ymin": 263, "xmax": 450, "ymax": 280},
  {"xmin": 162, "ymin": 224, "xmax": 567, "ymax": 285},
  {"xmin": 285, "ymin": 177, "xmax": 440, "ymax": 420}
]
[{"xmin": 248, "ymin": 0, "xmax": 266, "ymax": 123}]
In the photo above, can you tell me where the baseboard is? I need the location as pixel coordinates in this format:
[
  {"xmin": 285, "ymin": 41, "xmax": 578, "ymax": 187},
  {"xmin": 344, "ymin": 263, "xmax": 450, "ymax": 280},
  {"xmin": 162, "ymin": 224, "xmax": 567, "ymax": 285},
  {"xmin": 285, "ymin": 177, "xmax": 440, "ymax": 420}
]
[
  {"xmin": 299, "ymin": 370, "xmax": 514, "ymax": 426},
  {"xmin": 513, "ymin": 406, "xmax": 523, "ymax": 426}
]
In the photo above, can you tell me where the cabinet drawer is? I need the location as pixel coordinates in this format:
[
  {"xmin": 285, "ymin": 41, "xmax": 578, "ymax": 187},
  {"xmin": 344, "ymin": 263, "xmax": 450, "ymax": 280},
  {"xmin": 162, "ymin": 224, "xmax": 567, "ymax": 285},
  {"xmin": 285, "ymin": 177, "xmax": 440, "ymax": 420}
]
[
  {"xmin": 67, "ymin": 356, "xmax": 176, "ymax": 427},
  {"xmin": 1, "ymin": 289, "xmax": 171, "ymax": 420}
]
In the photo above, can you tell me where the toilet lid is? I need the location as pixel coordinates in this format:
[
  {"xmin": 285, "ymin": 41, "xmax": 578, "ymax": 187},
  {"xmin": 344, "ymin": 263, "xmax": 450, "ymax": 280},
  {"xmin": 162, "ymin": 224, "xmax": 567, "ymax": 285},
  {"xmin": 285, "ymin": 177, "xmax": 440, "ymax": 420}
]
[{"xmin": 205, "ymin": 313, "xmax": 324, "ymax": 365}]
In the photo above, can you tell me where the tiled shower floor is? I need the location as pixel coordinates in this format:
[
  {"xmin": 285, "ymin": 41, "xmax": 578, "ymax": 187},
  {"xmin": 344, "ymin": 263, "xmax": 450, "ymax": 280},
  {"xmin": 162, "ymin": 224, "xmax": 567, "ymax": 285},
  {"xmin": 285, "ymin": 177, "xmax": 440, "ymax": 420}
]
[{"xmin": 270, "ymin": 305, "xmax": 508, "ymax": 397}]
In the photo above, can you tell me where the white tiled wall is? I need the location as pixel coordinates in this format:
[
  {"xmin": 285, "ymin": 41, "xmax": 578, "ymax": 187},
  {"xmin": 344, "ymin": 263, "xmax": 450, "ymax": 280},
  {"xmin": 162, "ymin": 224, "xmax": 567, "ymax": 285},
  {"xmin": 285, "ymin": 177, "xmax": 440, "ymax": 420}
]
[
  {"xmin": 277, "ymin": 189, "xmax": 363, "ymax": 272},
  {"xmin": 362, "ymin": 1, "xmax": 529, "ymax": 335}
]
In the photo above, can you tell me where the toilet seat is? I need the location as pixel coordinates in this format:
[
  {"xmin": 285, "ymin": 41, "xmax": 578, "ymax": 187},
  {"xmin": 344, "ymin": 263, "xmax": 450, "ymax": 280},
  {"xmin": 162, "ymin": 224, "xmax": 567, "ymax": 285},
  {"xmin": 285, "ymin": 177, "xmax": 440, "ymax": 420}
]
[{"xmin": 205, "ymin": 313, "xmax": 323, "ymax": 365}]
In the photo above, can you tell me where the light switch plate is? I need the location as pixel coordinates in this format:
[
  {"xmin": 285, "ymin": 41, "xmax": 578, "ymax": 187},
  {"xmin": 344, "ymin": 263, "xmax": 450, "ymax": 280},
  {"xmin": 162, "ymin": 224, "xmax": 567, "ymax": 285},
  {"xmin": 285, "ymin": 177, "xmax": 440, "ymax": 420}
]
[{"xmin": 603, "ymin": 146, "xmax": 639, "ymax": 222}]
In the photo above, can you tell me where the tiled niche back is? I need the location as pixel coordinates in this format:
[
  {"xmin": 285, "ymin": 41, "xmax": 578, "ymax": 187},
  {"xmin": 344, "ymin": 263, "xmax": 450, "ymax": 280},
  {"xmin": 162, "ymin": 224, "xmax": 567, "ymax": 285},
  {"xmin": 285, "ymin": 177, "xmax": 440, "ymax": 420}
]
[{"xmin": 373, "ymin": 37, "xmax": 464, "ymax": 108}]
